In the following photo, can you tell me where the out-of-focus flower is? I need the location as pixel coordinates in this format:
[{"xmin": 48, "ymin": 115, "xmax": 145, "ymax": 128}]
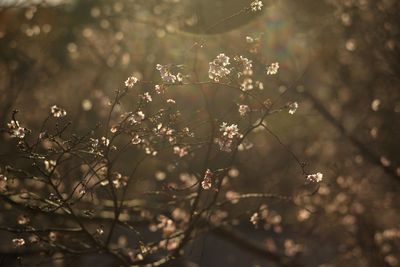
[
  {"xmin": 13, "ymin": 238, "xmax": 25, "ymax": 247},
  {"xmin": 142, "ymin": 92, "xmax": 152, "ymax": 103},
  {"xmin": 241, "ymin": 78, "xmax": 253, "ymax": 91},
  {"xmin": 44, "ymin": 160, "xmax": 56, "ymax": 172},
  {"xmin": 173, "ymin": 146, "xmax": 189, "ymax": 158},
  {"xmin": 250, "ymin": 212, "xmax": 260, "ymax": 227},
  {"xmin": 250, "ymin": 0, "xmax": 263, "ymax": 11},
  {"xmin": 112, "ymin": 172, "xmax": 128, "ymax": 188},
  {"xmin": 266, "ymin": 62, "xmax": 279, "ymax": 75}
]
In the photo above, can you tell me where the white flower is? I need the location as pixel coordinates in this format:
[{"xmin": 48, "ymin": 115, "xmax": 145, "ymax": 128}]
[
  {"xmin": 288, "ymin": 102, "xmax": 298, "ymax": 115},
  {"xmin": 246, "ymin": 36, "xmax": 254, "ymax": 43},
  {"xmin": 173, "ymin": 146, "xmax": 189, "ymax": 157},
  {"xmin": 154, "ymin": 84, "xmax": 165, "ymax": 94},
  {"xmin": 176, "ymin": 72, "xmax": 184, "ymax": 82},
  {"xmin": 125, "ymin": 76, "xmax": 138, "ymax": 88},
  {"xmin": 7, "ymin": 120, "xmax": 26, "ymax": 139},
  {"xmin": 128, "ymin": 111, "xmax": 145, "ymax": 124},
  {"xmin": 250, "ymin": 0, "xmax": 263, "ymax": 12},
  {"xmin": 241, "ymin": 78, "xmax": 253, "ymax": 91},
  {"xmin": 250, "ymin": 212, "xmax": 260, "ymax": 227},
  {"xmin": 306, "ymin": 172, "xmax": 323, "ymax": 183},
  {"xmin": 238, "ymin": 105, "xmax": 250, "ymax": 116},
  {"xmin": 112, "ymin": 172, "xmax": 127, "ymax": 188},
  {"xmin": 220, "ymin": 122, "xmax": 239, "ymax": 139},
  {"xmin": 44, "ymin": 160, "xmax": 56, "ymax": 172},
  {"xmin": 131, "ymin": 135, "xmax": 142, "ymax": 145},
  {"xmin": 13, "ymin": 238, "xmax": 25, "ymax": 247},
  {"xmin": 142, "ymin": 92, "xmax": 152, "ymax": 103},
  {"xmin": 156, "ymin": 64, "xmax": 176, "ymax": 83},
  {"xmin": 234, "ymin": 55, "xmax": 253, "ymax": 75},
  {"xmin": 50, "ymin": 105, "xmax": 67, "ymax": 118},
  {"xmin": 166, "ymin": 99, "xmax": 176, "ymax": 104},
  {"xmin": 201, "ymin": 169, "xmax": 213, "ymax": 190},
  {"xmin": 256, "ymin": 81, "xmax": 264, "ymax": 90},
  {"xmin": 208, "ymin": 53, "xmax": 231, "ymax": 82},
  {"xmin": 266, "ymin": 62, "xmax": 279, "ymax": 75},
  {"xmin": 216, "ymin": 137, "xmax": 234, "ymax": 152},
  {"xmin": 101, "ymin": 137, "xmax": 110, "ymax": 146}
]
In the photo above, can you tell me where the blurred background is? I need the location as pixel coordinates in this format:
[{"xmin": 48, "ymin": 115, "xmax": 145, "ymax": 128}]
[{"xmin": 1, "ymin": 0, "xmax": 400, "ymax": 266}]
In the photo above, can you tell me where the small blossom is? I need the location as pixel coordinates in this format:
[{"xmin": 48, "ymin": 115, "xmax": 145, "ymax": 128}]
[
  {"xmin": 128, "ymin": 111, "xmax": 145, "ymax": 124},
  {"xmin": 125, "ymin": 76, "xmax": 138, "ymax": 88},
  {"xmin": 157, "ymin": 215, "xmax": 176, "ymax": 238},
  {"xmin": 156, "ymin": 64, "xmax": 176, "ymax": 83},
  {"xmin": 154, "ymin": 84, "xmax": 165, "ymax": 94},
  {"xmin": 101, "ymin": 137, "xmax": 110, "ymax": 146},
  {"xmin": 234, "ymin": 55, "xmax": 253, "ymax": 75},
  {"xmin": 112, "ymin": 172, "xmax": 128, "ymax": 188},
  {"xmin": 173, "ymin": 146, "xmax": 188, "ymax": 158},
  {"xmin": 246, "ymin": 36, "xmax": 254, "ymax": 43},
  {"xmin": 49, "ymin": 232, "xmax": 57, "ymax": 242},
  {"xmin": 176, "ymin": 72, "xmax": 184, "ymax": 82},
  {"xmin": 96, "ymin": 227, "xmax": 104, "ymax": 235},
  {"xmin": 131, "ymin": 135, "xmax": 142, "ymax": 145},
  {"xmin": 142, "ymin": 92, "xmax": 152, "ymax": 103},
  {"xmin": 250, "ymin": 212, "xmax": 260, "ymax": 227},
  {"xmin": 288, "ymin": 102, "xmax": 298, "ymax": 115},
  {"xmin": 306, "ymin": 172, "xmax": 323, "ymax": 183},
  {"xmin": 250, "ymin": 0, "xmax": 263, "ymax": 11},
  {"xmin": 50, "ymin": 105, "xmax": 67, "ymax": 118},
  {"xmin": 216, "ymin": 137, "xmax": 233, "ymax": 152},
  {"xmin": 44, "ymin": 160, "xmax": 56, "ymax": 172},
  {"xmin": 220, "ymin": 122, "xmax": 240, "ymax": 139},
  {"xmin": 0, "ymin": 174, "xmax": 7, "ymax": 192},
  {"xmin": 266, "ymin": 62, "xmax": 279, "ymax": 75},
  {"xmin": 110, "ymin": 126, "xmax": 118, "ymax": 133},
  {"xmin": 13, "ymin": 238, "xmax": 25, "ymax": 247},
  {"xmin": 7, "ymin": 120, "xmax": 26, "ymax": 139},
  {"xmin": 241, "ymin": 78, "xmax": 253, "ymax": 91},
  {"xmin": 202, "ymin": 169, "xmax": 213, "ymax": 190},
  {"xmin": 238, "ymin": 105, "xmax": 250, "ymax": 116},
  {"xmin": 256, "ymin": 81, "xmax": 264, "ymax": 90},
  {"xmin": 166, "ymin": 99, "xmax": 176, "ymax": 104},
  {"xmin": 208, "ymin": 53, "xmax": 231, "ymax": 82},
  {"xmin": 17, "ymin": 214, "xmax": 30, "ymax": 225}
]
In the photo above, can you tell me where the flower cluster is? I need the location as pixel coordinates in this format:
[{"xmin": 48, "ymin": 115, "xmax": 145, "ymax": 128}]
[
  {"xmin": 50, "ymin": 105, "xmax": 67, "ymax": 118},
  {"xmin": 266, "ymin": 62, "xmax": 279, "ymax": 75},
  {"xmin": 125, "ymin": 76, "xmax": 138, "ymax": 88},
  {"xmin": 7, "ymin": 120, "xmax": 26, "ymax": 139},
  {"xmin": 216, "ymin": 122, "xmax": 241, "ymax": 152},
  {"xmin": 306, "ymin": 172, "xmax": 323, "ymax": 183},
  {"xmin": 220, "ymin": 122, "xmax": 240, "ymax": 139},
  {"xmin": 208, "ymin": 53, "xmax": 231, "ymax": 82},
  {"xmin": 234, "ymin": 55, "xmax": 253, "ymax": 76},
  {"xmin": 250, "ymin": 0, "xmax": 263, "ymax": 12},
  {"xmin": 156, "ymin": 64, "xmax": 183, "ymax": 83},
  {"xmin": 238, "ymin": 104, "xmax": 250, "ymax": 116},
  {"xmin": 201, "ymin": 169, "xmax": 213, "ymax": 190}
]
